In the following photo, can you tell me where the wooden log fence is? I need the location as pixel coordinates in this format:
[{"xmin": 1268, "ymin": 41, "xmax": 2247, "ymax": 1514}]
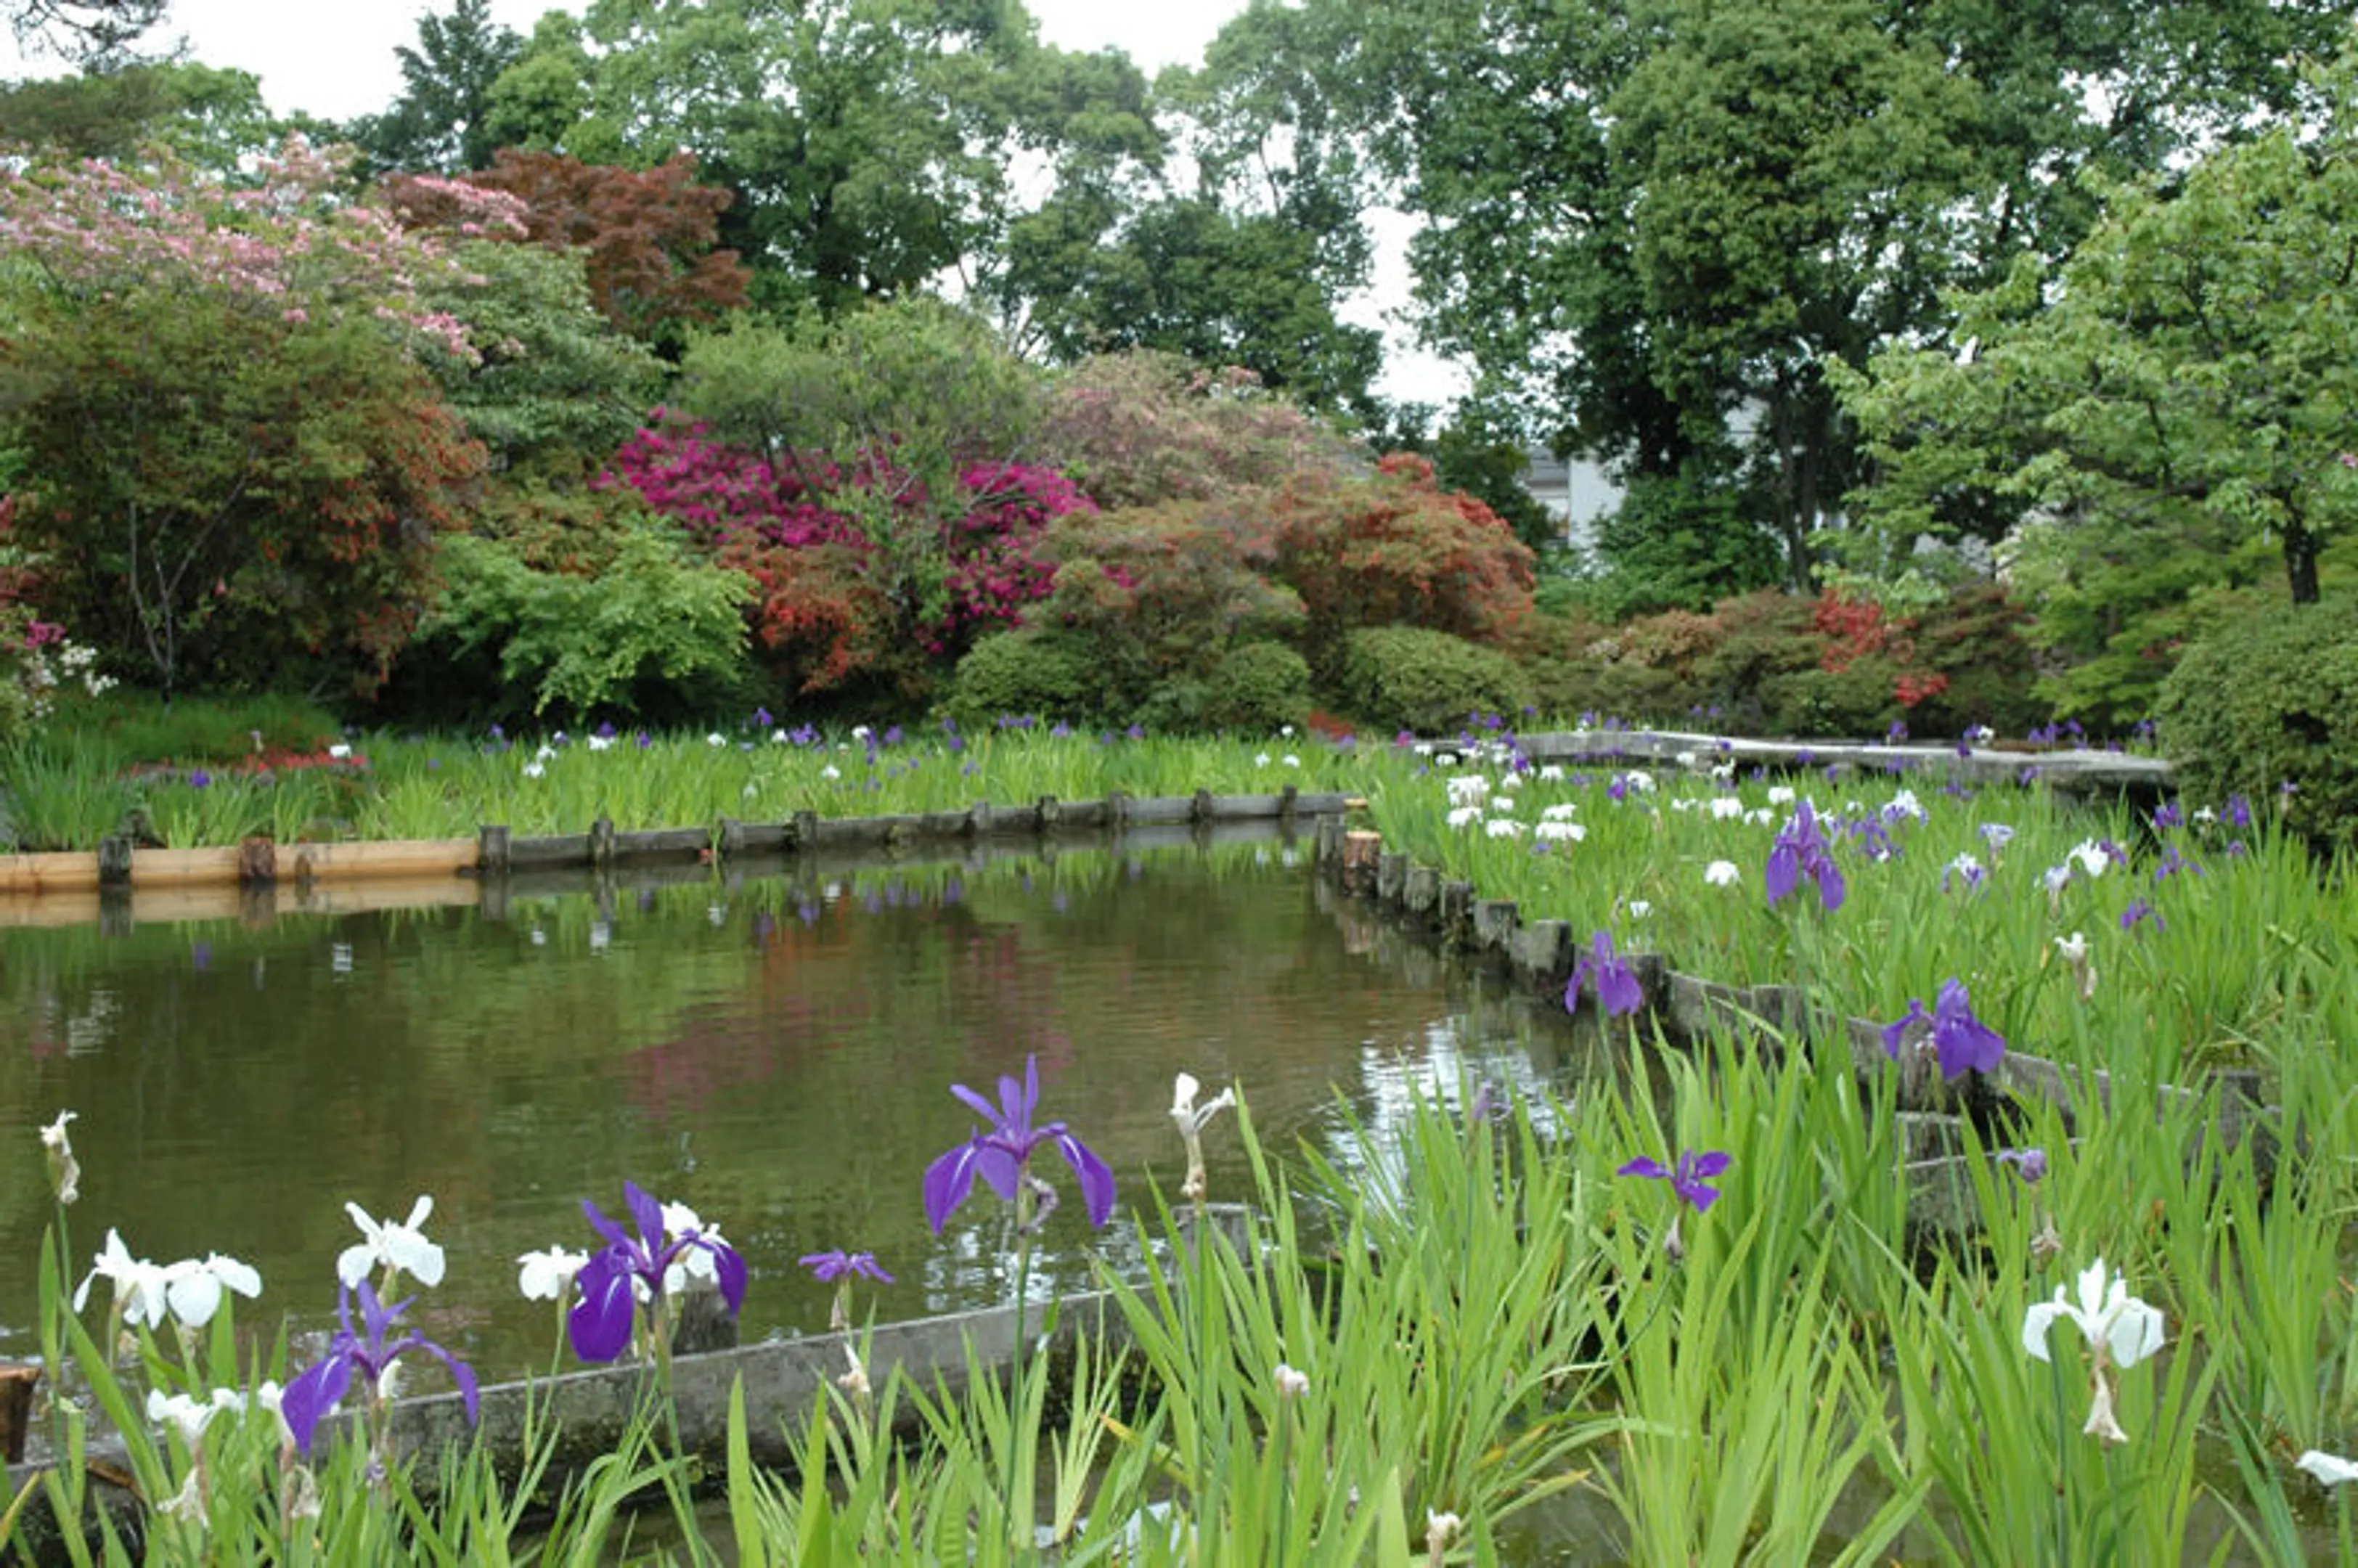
[{"xmin": 0, "ymin": 794, "xmax": 1360, "ymax": 925}]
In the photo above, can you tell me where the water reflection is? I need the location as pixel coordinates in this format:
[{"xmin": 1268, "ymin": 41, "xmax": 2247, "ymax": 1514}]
[{"xmin": 0, "ymin": 831, "xmax": 1591, "ymax": 1378}]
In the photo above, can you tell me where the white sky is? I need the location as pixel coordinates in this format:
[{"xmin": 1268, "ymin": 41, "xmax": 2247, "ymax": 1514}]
[{"xmin": 1, "ymin": 0, "xmax": 1464, "ymax": 407}]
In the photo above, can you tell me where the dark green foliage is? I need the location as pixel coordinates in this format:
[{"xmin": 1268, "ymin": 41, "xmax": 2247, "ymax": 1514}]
[
  {"xmin": 2158, "ymin": 595, "xmax": 2358, "ymax": 851},
  {"xmin": 942, "ymin": 630, "xmax": 1105, "ymax": 729},
  {"xmin": 0, "ymin": 61, "xmax": 277, "ymax": 168},
  {"xmin": 420, "ymin": 240, "xmax": 665, "ymax": 478},
  {"xmin": 1588, "ymin": 467, "xmax": 1784, "ymax": 619},
  {"xmin": 1338, "ymin": 625, "xmax": 1533, "ymax": 735},
  {"xmin": 347, "ymin": 0, "xmax": 523, "ymax": 174},
  {"xmin": 1143, "ymin": 640, "xmax": 1313, "ymax": 735},
  {"xmin": 8, "ymin": 291, "xmax": 484, "ymax": 698}
]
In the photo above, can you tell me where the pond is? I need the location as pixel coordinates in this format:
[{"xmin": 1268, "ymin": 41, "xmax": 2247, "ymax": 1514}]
[{"xmin": 0, "ymin": 826, "xmax": 1594, "ymax": 1378}]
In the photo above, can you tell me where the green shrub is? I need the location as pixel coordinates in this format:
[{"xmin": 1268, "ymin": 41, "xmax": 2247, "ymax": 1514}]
[
  {"xmin": 1140, "ymin": 640, "xmax": 1314, "ymax": 734},
  {"xmin": 1198, "ymin": 640, "xmax": 1313, "ymax": 732},
  {"xmin": 408, "ymin": 525, "xmax": 751, "ymax": 723},
  {"xmin": 1338, "ymin": 625, "xmax": 1533, "ymax": 735},
  {"xmin": 943, "ymin": 631, "xmax": 1105, "ymax": 727},
  {"xmin": 2158, "ymin": 593, "xmax": 2358, "ymax": 850}
]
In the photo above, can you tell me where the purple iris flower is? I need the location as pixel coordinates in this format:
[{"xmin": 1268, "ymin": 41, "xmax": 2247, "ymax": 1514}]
[
  {"xmin": 1766, "ymin": 800, "xmax": 1847, "ymax": 912},
  {"xmin": 1880, "ymin": 977, "xmax": 2007, "ymax": 1082},
  {"xmin": 188, "ymin": 769, "xmax": 212, "ymax": 790},
  {"xmin": 923, "ymin": 1055, "xmax": 1115, "ymax": 1234},
  {"xmin": 1567, "ymin": 930, "xmax": 1644, "ymax": 1018},
  {"xmin": 753, "ymin": 706, "xmax": 774, "ymax": 730},
  {"xmin": 1619, "ymin": 1148, "xmax": 1732, "ymax": 1213},
  {"xmin": 568, "ymin": 1181, "xmax": 748, "ymax": 1364},
  {"xmin": 2121, "ymin": 899, "xmax": 2165, "ymax": 932},
  {"xmin": 2226, "ymin": 793, "xmax": 2252, "ymax": 830},
  {"xmin": 1996, "ymin": 1147, "xmax": 2048, "ymax": 1184},
  {"xmin": 799, "ymin": 1250, "xmax": 894, "ymax": 1285},
  {"xmin": 1607, "ymin": 775, "xmax": 1629, "ymax": 803},
  {"xmin": 2153, "ymin": 801, "xmax": 2182, "ymax": 830},
  {"xmin": 1888, "ymin": 719, "xmax": 1909, "ymax": 742},
  {"xmin": 280, "ymin": 1278, "xmax": 478, "ymax": 1456}
]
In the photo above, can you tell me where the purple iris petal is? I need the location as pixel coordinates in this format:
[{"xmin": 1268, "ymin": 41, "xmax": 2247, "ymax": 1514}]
[
  {"xmin": 1996, "ymin": 1147, "xmax": 2047, "ymax": 1184},
  {"xmin": 800, "ymin": 1250, "xmax": 894, "ymax": 1285},
  {"xmin": 1566, "ymin": 930, "xmax": 1644, "ymax": 1018},
  {"xmin": 280, "ymin": 1278, "xmax": 478, "ymax": 1456},
  {"xmin": 567, "ymin": 1180, "xmax": 748, "ymax": 1365},
  {"xmin": 1620, "ymin": 1148, "xmax": 1732, "ymax": 1212},
  {"xmin": 923, "ymin": 1055, "xmax": 1115, "ymax": 1233},
  {"xmin": 1766, "ymin": 800, "xmax": 1845, "ymax": 912},
  {"xmin": 1882, "ymin": 979, "xmax": 2007, "ymax": 1082}
]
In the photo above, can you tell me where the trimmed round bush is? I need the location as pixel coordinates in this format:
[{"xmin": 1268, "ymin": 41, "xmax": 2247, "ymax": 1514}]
[
  {"xmin": 1196, "ymin": 641, "xmax": 1313, "ymax": 733},
  {"xmin": 2157, "ymin": 594, "xmax": 2358, "ymax": 850},
  {"xmin": 1338, "ymin": 625, "xmax": 1533, "ymax": 735},
  {"xmin": 943, "ymin": 630, "xmax": 1103, "ymax": 728}
]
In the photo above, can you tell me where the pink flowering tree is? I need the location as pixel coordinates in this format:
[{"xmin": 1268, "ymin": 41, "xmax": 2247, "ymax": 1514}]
[{"xmin": 0, "ymin": 141, "xmax": 507, "ymax": 694}]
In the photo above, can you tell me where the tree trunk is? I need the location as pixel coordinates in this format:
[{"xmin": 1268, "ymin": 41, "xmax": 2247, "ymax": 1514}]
[{"xmin": 2287, "ymin": 524, "xmax": 2321, "ymax": 605}]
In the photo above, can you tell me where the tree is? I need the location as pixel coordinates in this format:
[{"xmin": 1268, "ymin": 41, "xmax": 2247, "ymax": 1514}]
[
  {"xmin": 1837, "ymin": 50, "xmax": 2358, "ymax": 715},
  {"xmin": 1005, "ymin": 195, "xmax": 1382, "ymax": 419},
  {"xmin": 0, "ymin": 143, "xmax": 500, "ymax": 695},
  {"xmin": 1231, "ymin": 0, "xmax": 2354, "ymax": 599},
  {"xmin": 1009, "ymin": 0, "xmax": 1380, "ymax": 420},
  {"xmin": 434, "ymin": 150, "xmax": 750, "ymax": 346},
  {"xmin": 487, "ymin": 0, "xmax": 1162, "ymax": 319},
  {"xmin": 348, "ymin": 0, "xmax": 524, "ymax": 175},
  {"xmin": 409, "ymin": 238, "xmax": 667, "ymax": 475},
  {"xmin": 0, "ymin": 61, "xmax": 279, "ymax": 171}
]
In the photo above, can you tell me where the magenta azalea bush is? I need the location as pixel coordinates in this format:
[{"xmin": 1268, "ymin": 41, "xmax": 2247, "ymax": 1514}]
[{"xmin": 603, "ymin": 420, "xmax": 1099, "ymax": 690}]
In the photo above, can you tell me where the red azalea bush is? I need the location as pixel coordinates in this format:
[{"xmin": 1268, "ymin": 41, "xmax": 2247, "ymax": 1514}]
[{"xmin": 1270, "ymin": 452, "xmax": 1538, "ymax": 672}]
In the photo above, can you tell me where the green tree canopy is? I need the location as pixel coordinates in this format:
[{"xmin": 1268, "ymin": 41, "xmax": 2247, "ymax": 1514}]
[
  {"xmin": 1218, "ymin": 0, "xmax": 2354, "ymax": 598},
  {"xmin": 1837, "ymin": 48, "xmax": 2358, "ymax": 716},
  {"xmin": 488, "ymin": 0, "xmax": 1160, "ymax": 319},
  {"xmin": 347, "ymin": 0, "xmax": 524, "ymax": 175},
  {"xmin": 0, "ymin": 60, "xmax": 278, "ymax": 169}
]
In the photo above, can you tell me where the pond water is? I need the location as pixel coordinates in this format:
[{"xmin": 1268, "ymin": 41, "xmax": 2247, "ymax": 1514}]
[{"xmin": 0, "ymin": 827, "xmax": 1592, "ymax": 1378}]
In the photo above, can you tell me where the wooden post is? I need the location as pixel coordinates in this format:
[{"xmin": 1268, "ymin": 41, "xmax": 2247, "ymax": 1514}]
[
  {"xmin": 791, "ymin": 810, "xmax": 818, "ymax": 852},
  {"xmin": 589, "ymin": 815, "xmax": 616, "ymax": 872},
  {"xmin": 1315, "ymin": 817, "xmax": 1346, "ymax": 878},
  {"xmin": 96, "ymin": 836, "xmax": 134, "ymax": 889},
  {"xmin": 968, "ymin": 801, "xmax": 994, "ymax": 838},
  {"xmin": 1037, "ymin": 796, "xmax": 1062, "ymax": 830},
  {"xmin": 1341, "ymin": 830, "xmax": 1382, "ymax": 897},
  {"xmin": 0, "ymin": 1362, "xmax": 38, "ymax": 1463},
  {"xmin": 1191, "ymin": 788, "xmax": 1215, "ymax": 823},
  {"xmin": 1278, "ymin": 783, "xmax": 1299, "ymax": 827},
  {"xmin": 237, "ymin": 835, "xmax": 277, "ymax": 887},
  {"xmin": 1108, "ymin": 791, "xmax": 1131, "ymax": 829},
  {"xmin": 477, "ymin": 825, "xmax": 511, "ymax": 876},
  {"xmin": 718, "ymin": 818, "xmax": 747, "ymax": 860}
]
